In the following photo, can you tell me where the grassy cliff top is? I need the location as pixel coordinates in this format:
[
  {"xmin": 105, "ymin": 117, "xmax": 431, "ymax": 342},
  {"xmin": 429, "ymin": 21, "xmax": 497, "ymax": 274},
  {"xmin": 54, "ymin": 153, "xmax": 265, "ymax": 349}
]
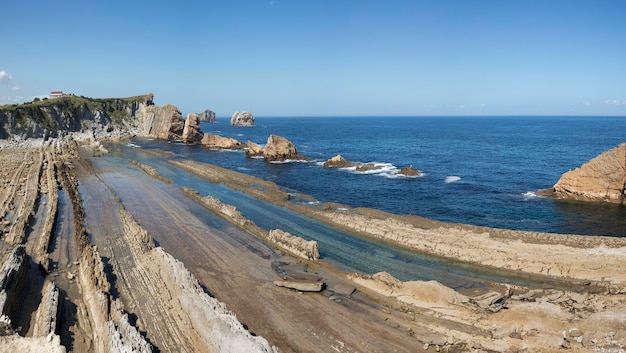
[{"xmin": 0, "ymin": 93, "xmax": 154, "ymax": 112}]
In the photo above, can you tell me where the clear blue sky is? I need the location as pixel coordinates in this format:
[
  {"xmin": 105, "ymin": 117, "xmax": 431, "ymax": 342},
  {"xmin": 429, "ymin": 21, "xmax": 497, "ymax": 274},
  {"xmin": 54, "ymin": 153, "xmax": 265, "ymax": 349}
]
[{"xmin": 1, "ymin": 0, "xmax": 625, "ymax": 116}]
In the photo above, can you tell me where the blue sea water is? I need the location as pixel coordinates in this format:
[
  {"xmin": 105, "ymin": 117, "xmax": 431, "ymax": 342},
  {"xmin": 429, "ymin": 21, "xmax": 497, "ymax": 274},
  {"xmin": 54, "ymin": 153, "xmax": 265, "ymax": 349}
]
[{"xmin": 135, "ymin": 116, "xmax": 626, "ymax": 237}]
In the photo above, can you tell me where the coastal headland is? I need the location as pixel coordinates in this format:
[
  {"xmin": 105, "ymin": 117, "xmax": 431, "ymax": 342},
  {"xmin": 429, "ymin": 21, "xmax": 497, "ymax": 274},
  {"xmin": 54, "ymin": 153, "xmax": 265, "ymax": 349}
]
[{"xmin": 1, "ymin": 95, "xmax": 625, "ymax": 352}]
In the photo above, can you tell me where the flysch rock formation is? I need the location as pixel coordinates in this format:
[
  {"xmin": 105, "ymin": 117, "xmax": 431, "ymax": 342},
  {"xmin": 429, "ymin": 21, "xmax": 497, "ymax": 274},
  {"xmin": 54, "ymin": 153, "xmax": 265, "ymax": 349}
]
[
  {"xmin": 230, "ymin": 111, "xmax": 254, "ymax": 126},
  {"xmin": 197, "ymin": 109, "xmax": 216, "ymax": 122},
  {"xmin": 323, "ymin": 154, "xmax": 354, "ymax": 168},
  {"xmin": 139, "ymin": 103, "xmax": 185, "ymax": 141},
  {"xmin": 394, "ymin": 165, "xmax": 422, "ymax": 176},
  {"xmin": 551, "ymin": 142, "xmax": 626, "ymax": 203},
  {"xmin": 179, "ymin": 186, "xmax": 319, "ymax": 262},
  {"xmin": 0, "ymin": 138, "xmax": 279, "ymax": 353}
]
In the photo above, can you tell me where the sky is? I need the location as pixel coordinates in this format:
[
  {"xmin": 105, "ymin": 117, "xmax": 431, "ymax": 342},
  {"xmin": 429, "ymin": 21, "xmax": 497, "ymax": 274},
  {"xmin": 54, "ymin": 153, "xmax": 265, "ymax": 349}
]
[{"xmin": 1, "ymin": 0, "xmax": 625, "ymax": 117}]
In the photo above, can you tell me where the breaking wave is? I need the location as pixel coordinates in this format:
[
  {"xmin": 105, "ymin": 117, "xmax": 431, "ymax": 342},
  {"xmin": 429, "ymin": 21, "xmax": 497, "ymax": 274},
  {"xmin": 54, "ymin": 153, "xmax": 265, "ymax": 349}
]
[{"xmin": 444, "ymin": 176, "xmax": 461, "ymax": 183}]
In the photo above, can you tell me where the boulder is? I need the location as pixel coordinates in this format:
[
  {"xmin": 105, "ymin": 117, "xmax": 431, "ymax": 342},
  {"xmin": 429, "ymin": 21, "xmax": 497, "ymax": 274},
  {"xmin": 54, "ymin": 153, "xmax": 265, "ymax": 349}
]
[
  {"xmin": 197, "ymin": 109, "xmax": 216, "ymax": 122},
  {"xmin": 323, "ymin": 154, "xmax": 355, "ymax": 168},
  {"xmin": 551, "ymin": 143, "xmax": 626, "ymax": 203},
  {"xmin": 263, "ymin": 134, "xmax": 305, "ymax": 162},
  {"xmin": 200, "ymin": 133, "xmax": 244, "ymax": 150},
  {"xmin": 395, "ymin": 165, "xmax": 422, "ymax": 177},
  {"xmin": 182, "ymin": 113, "xmax": 203, "ymax": 144},
  {"xmin": 230, "ymin": 111, "xmax": 254, "ymax": 126},
  {"xmin": 245, "ymin": 141, "xmax": 264, "ymax": 158}
]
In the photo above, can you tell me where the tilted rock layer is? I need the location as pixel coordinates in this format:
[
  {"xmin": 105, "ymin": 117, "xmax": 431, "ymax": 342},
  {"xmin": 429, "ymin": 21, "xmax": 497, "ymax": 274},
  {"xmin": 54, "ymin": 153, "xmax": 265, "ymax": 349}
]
[{"xmin": 553, "ymin": 142, "xmax": 626, "ymax": 203}]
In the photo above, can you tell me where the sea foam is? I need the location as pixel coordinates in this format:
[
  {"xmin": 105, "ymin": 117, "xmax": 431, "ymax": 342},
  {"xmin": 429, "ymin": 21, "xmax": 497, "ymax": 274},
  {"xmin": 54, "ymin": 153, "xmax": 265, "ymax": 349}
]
[{"xmin": 444, "ymin": 176, "xmax": 461, "ymax": 183}]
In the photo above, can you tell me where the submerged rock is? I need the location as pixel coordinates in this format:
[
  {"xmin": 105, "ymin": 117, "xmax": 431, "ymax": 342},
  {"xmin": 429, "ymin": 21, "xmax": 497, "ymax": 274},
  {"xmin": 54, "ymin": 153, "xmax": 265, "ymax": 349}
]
[
  {"xmin": 230, "ymin": 111, "xmax": 254, "ymax": 126},
  {"xmin": 395, "ymin": 165, "xmax": 422, "ymax": 177},
  {"xmin": 550, "ymin": 142, "xmax": 626, "ymax": 203}
]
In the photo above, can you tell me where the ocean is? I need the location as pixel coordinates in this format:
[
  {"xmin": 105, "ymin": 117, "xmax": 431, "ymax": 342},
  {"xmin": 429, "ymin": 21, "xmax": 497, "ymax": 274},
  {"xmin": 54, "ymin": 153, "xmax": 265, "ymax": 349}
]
[{"xmin": 133, "ymin": 116, "xmax": 626, "ymax": 237}]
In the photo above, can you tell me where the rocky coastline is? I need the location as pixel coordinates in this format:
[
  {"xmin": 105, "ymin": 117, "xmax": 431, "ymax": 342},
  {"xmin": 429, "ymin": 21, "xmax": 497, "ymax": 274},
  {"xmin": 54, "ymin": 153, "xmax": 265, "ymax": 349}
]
[{"xmin": 2, "ymin": 94, "xmax": 626, "ymax": 352}]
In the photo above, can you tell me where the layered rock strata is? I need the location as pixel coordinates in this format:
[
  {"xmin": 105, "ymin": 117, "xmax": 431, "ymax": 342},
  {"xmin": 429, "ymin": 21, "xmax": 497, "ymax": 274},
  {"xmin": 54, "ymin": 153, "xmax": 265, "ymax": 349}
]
[
  {"xmin": 551, "ymin": 142, "xmax": 626, "ymax": 203},
  {"xmin": 230, "ymin": 111, "xmax": 254, "ymax": 126}
]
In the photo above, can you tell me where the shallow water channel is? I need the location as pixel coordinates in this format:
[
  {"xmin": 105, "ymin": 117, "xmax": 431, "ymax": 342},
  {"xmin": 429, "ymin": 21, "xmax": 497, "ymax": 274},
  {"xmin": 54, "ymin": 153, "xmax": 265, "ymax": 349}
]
[{"xmin": 97, "ymin": 143, "xmax": 580, "ymax": 291}]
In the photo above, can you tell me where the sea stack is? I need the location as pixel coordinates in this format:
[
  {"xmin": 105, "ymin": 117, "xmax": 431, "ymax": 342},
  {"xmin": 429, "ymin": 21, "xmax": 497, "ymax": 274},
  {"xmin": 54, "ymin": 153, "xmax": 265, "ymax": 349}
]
[
  {"xmin": 263, "ymin": 134, "xmax": 303, "ymax": 162},
  {"xmin": 197, "ymin": 109, "xmax": 216, "ymax": 122},
  {"xmin": 230, "ymin": 111, "xmax": 254, "ymax": 126},
  {"xmin": 550, "ymin": 142, "xmax": 626, "ymax": 203},
  {"xmin": 182, "ymin": 113, "xmax": 203, "ymax": 144}
]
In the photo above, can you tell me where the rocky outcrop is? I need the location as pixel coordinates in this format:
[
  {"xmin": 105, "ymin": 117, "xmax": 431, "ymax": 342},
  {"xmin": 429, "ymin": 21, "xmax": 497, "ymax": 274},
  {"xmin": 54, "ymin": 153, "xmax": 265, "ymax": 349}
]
[
  {"xmin": 230, "ymin": 111, "xmax": 254, "ymax": 126},
  {"xmin": 323, "ymin": 154, "xmax": 354, "ymax": 168},
  {"xmin": 551, "ymin": 143, "xmax": 626, "ymax": 203},
  {"xmin": 267, "ymin": 229, "xmax": 320, "ymax": 261},
  {"xmin": 245, "ymin": 141, "xmax": 264, "ymax": 158},
  {"xmin": 182, "ymin": 113, "xmax": 203, "ymax": 144},
  {"xmin": 201, "ymin": 133, "xmax": 244, "ymax": 150},
  {"xmin": 197, "ymin": 109, "xmax": 216, "ymax": 122},
  {"xmin": 263, "ymin": 134, "xmax": 307, "ymax": 162},
  {"xmin": 395, "ymin": 165, "xmax": 422, "ymax": 177},
  {"xmin": 139, "ymin": 103, "xmax": 184, "ymax": 140}
]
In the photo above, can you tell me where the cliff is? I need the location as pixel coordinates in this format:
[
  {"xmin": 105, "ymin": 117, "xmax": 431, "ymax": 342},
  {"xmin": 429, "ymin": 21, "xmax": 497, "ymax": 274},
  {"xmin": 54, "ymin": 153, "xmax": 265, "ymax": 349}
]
[
  {"xmin": 551, "ymin": 143, "xmax": 626, "ymax": 204},
  {"xmin": 0, "ymin": 94, "xmax": 185, "ymax": 141}
]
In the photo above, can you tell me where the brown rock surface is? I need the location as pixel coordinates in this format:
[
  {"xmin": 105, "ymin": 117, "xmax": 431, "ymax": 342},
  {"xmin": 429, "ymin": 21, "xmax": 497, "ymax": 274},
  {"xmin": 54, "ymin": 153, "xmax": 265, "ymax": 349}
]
[
  {"xmin": 323, "ymin": 154, "xmax": 355, "ymax": 168},
  {"xmin": 200, "ymin": 133, "xmax": 244, "ymax": 149},
  {"xmin": 182, "ymin": 113, "xmax": 203, "ymax": 144},
  {"xmin": 139, "ymin": 104, "xmax": 185, "ymax": 140},
  {"xmin": 263, "ymin": 134, "xmax": 306, "ymax": 162},
  {"xmin": 552, "ymin": 142, "xmax": 626, "ymax": 203},
  {"xmin": 267, "ymin": 229, "xmax": 320, "ymax": 261},
  {"xmin": 245, "ymin": 141, "xmax": 264, "ymax": 158},
  {"xmin": 395, "ymin": 165, "xmax": 422, "ymax": 176}
]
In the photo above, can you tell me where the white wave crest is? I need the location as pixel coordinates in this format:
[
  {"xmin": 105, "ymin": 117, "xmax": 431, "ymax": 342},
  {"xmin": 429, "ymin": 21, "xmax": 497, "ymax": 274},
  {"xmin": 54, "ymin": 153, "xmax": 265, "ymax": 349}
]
[
  {"xmin": 444, "ymin": 176, "xmax": 461, "ymax": 183},
  {"xmin": 126, "ymin": 143, "xmax": 140, "ymax": 148}
]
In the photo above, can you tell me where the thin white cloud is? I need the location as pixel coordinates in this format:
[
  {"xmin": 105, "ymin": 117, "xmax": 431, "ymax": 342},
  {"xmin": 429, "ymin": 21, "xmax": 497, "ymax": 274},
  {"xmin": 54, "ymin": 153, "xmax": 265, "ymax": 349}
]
[
  {"xmin": 0, "ymin": 70, "xmax": 13, "ymax": 84},
  {"xmin": 582, "ymin": 101, "xmax": 591, "ymax": 106},
  {"xmin": 11, "ymin": 86, "xmax": 20, "ymax": 92},
  {"xmin": 604, "ymin": 99, "xmax": 624, "ymax": 106}
]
